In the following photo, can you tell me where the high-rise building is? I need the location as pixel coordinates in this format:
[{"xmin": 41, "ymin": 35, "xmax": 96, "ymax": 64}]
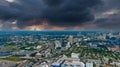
[
  {"xmin": 66, "ymin": 42, "xmax": 71, "ymax": 49},
  {"xmin": 103, "ymin": 33, "xmax": 107, "ymax": 39},
  {"xmin": 108, "ymin": 30, "xmax": 113, "ymax": 38},
  {"xmin": 77, "ymin": 32, "xmax": 81, "ymax": 36},
  {"xmin": 68, "ymin": 35, "xmax": 73, "ymax": 44},
  {"xmin": 54, "ymin": 40, "xmax": 61, "ymax": 49},
  {"xmin": 118, "ymin": 32, "xmax": 120, "ymax": 38}
]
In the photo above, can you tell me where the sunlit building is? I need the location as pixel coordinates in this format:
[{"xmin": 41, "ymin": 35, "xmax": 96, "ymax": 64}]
[{"xmin": 68, "ymin": 35, "xmax": 73, "ymax": 44}]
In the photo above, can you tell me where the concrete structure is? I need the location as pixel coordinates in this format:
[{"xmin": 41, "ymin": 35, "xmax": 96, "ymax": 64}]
[
  {"xmin": 86, "ymin": 62, "xmax": 93, "ymax": 67},
  {"xmin": 52, "ymin": 60, "xmax": 65, "ymax": 67},
  {"xmin": 87, "ymin": 59, "xmax": 101, "ymax": 66},
  {"xmin": 54, "ymin": 40, "xmax": 61, "ymax": 49},
  {"xmin": 40, "ymin": 62, "xmax": 49, "ymax": 67},
  {"xmin": 71, "ymin": 53, "xmax": 79, "ymax": 59},
  {"xmin": 35, "ymin": 52, "xmax": 42, "ymax": 59},
  {"xmin": 52, "ymin": 62, "xmax": 61, "ymax": 67},
  {"xmin": 66, "ymin": 42, "xmax": 71, "ymax": 49},
  {"xmin": 68, "ymin": 35, "xmax": 73, "ymax": 44},
  {"xmin": 36, "ymin": 45, "xmax": 42, "ymax": 50},
  {"xmin": 61, "ymin": 60, "xmax": 85, "ymax": 67}
]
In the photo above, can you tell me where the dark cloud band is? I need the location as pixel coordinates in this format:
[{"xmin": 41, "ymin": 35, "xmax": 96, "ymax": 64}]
[{"xmin": 0, "ymin": 0, "xmax": 102, "ymax": 28}]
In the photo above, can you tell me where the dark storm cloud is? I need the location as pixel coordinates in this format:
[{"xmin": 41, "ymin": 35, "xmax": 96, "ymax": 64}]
[
  {"xmin": 94, "ymin": 0, "xmax": 120, "ymax": 16},
  {"xmin": 0, "ymin": 0, "xmax": 102, "ymax": 28},
  {"xmin": 103, "ymin": 0, "xmax": 120, "ymax": 8},
  {"xmin": 38, "ymin": 0, "xmax": 102, "ymax": 26},
  {"xmin": 43, "ymin": 0, "xmax": 64, "ymax": 6},
  {"xmin": 96, "ymin": 12, "xmax": 120, "ymax": 31},
  {"xmin": 93, "ymin": 0, "xmax": 120, "ymax": 31}
]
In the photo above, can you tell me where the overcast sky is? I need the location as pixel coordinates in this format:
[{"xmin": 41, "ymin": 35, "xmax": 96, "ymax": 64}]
[{"xmin": 0, "ymin": 0, "xmax": 120, "ymax": 31}]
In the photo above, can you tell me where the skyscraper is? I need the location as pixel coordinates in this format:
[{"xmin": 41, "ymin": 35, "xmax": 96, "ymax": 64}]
[
  {"xmin": 68, "ymin": 35, "xmax": 73, "ymax": 44},
  {"xmin": 54, "ymin": 40, "xmax": 61, "ymax": 49}
]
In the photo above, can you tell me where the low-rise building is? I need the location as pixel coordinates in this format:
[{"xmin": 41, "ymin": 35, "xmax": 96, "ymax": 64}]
[
  {"xmin": 71, "ymin": 53, "xmax": 79, "ymax": 59},
  {"xmin": 35, "ymin": 52, "xmax": 42, "ymax": 59},
  {"xmin": 61, "ymin": 60, "xmax": 85, "ymax": 67},
  {"xmin": 86, "ymin": 62, "xmax": 93, "ymax": 67}
]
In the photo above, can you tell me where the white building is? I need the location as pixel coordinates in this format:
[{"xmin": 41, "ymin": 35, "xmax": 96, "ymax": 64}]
[
  {"xmin": 68, "ymin": 35, "xmax": 73, "ymax": 44},
  {"xmin": 36, "ymin": 45, "xmax": 42, "ymax": 50},
  {"xmin": 87, "ymin": 59, "xmax": 101, "ymax": 66},
  {"xmin": 86, "ymin": 63, "xmax": 93, "ymax": 67},
  {"xmin": 35, "ymin": 52, "xmax": 42, "ymax": 59},
  {"xmin": 74, "ymin": 38, "xmax": 78, "ymax": 42},
  {"xmin": 54, "ymin": 40, "xmax": 61, "ymax": 49},
  {"xmin": 71, "ymin": 53, "xmax": 79, "ymax": 59},
  {"xmin": 40, "ymin": 62, "xmax": 49, "ymax": 67},
  {"xmin": 61, "ymin": 60, "xmax": 85, "ymax": 67},
  {"xmin": 66, "ymin": 42, "xmax": 71, "ymax": 49}
]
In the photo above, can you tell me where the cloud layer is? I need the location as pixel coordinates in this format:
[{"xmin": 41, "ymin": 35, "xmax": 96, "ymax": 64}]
[{"xmin": 0, "ymin": 0, "xmax": 120, "ymax": 31}]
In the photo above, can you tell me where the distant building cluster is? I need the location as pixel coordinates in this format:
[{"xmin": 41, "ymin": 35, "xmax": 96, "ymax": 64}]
[{"xmin": 0, "ymin": 31, "xmax": 120, "ymax": 67}]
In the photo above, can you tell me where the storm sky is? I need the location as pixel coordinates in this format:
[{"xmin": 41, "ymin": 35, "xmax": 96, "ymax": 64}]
[{"xmin": 0, "ymin": 0, "xmax": 120, "ymax": 31}]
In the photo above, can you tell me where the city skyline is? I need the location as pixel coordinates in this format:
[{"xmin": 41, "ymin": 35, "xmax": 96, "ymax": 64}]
[{"xmin": 0, "ymin": 0, "xmax": 120, "ymax": 31}]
